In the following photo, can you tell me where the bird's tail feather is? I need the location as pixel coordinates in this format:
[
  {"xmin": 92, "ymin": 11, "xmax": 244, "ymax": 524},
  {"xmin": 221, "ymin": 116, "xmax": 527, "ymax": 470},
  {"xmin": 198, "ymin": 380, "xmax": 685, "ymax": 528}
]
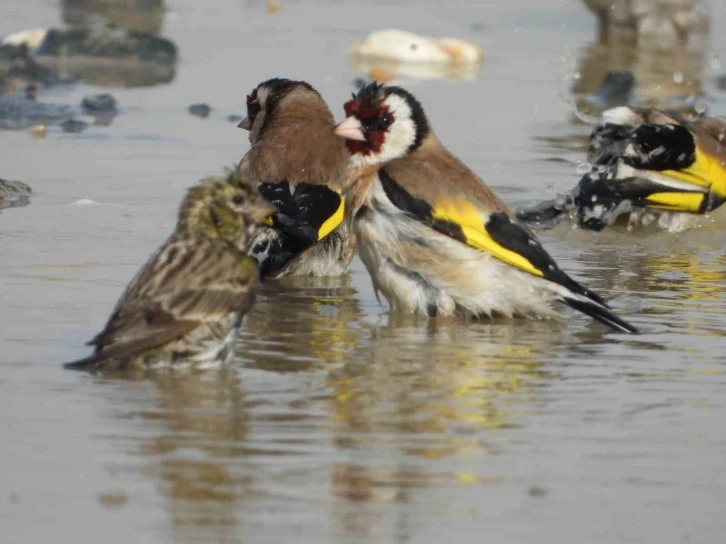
[{"xmin": 563, "ymin": 295, "xmax": 639, "ymax": 334}]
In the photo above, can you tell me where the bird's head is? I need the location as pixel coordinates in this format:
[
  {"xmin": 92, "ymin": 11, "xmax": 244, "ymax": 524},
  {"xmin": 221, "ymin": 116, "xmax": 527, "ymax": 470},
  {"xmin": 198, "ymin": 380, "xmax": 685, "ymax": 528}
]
[
  {"xmin": 180, "ymin": 171, "xmax": 275, "ymax": 250},
  {"xmin": 334, "ymin": 82, "xmax": 429, "ymax": 166},
  {"xmin": 238, "ymin": 78, "xmax": 322, "ymax": 143}
]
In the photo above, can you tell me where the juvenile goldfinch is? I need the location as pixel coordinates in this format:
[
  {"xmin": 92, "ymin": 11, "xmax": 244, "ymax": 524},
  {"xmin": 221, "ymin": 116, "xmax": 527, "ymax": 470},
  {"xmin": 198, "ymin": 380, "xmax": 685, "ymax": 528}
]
[
  {"xmin": 65, "ymin": 177, "xmax": 275, "ymax": 371},
  {"xmin": 238, "ymin": 77, "xmax": 354, "ymax": 279},
  {"xmin": 518, "ymin": 106, "xmax": 726, "ymax": 232},
  {"xmin": 334, "ymin": 83, "xmax": 638, "ymax": 333}
]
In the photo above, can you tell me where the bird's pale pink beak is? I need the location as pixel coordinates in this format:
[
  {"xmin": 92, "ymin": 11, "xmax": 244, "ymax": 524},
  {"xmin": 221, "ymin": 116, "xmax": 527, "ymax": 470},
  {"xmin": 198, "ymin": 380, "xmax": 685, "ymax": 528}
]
[
  {"xmin": 238, "ymin": 117, "xmax": 252, "ymax": 130},
  {"xmin": 334, "ymin": 116, "xmax": 366, "ymax": 142}
]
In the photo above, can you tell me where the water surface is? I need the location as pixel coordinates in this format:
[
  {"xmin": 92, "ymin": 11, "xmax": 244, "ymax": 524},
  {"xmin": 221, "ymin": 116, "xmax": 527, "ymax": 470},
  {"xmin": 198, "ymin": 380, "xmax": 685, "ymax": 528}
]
[{"xmin": 2, "ymin": 1, "xmax": 726, "ymax": 542}]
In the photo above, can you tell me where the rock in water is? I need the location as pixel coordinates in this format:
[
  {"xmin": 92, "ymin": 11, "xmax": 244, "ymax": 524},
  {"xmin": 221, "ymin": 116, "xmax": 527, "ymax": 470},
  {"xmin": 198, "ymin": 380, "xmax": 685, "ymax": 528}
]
[
  {"xmin": 61, "ymin": 118, "xmax": 89, "ymax": 133},
  {"xmin": 188, "ymin": 103, "xmax": 211, "ymax": 118},
  {"xmin": 0, "ymin": 179, "xmax": 32, "ymax": 210},
  {"xmin": 81, "ymin": 93, "xmax": 117, "ymax": 112},
  {"xmin": 0, "ymin": 43, "xmax": 55, "ymax": 94},
  {"xmin": 32, "ymin": 22, "xmax": 177, "ymax": 87}
]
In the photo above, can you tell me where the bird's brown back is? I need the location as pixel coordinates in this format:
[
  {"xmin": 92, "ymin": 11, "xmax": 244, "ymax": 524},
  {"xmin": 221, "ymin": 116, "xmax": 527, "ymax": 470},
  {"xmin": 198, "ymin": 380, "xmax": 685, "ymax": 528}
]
[{"xmin": 241, "ymin": 89, "xmax": 349, "ymax": 188}]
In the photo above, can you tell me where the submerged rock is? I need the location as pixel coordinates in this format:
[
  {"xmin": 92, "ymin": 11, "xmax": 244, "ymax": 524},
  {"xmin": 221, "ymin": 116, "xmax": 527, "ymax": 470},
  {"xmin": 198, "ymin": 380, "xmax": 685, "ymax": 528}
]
[
  {"xmin": 0, "ymin": 43, "xmax": 56, "ymax": 94},
  {"xmin": 0, "ymin": 179, "xmax": 32, "ymax": 210},
  {"xmin": 0, "ymin": 90, "xmax": 118, "ymax": 131},
  {"xmin": 81, "ymin": 93, "xmax": 117, "ymax": 112},
  {"xmin": 61, "ymin": 118, "xmax": 89, "ymax": 133},
  {"xmin": 188, "ymin": 103, "xmax": 211, "ymax": 118},
  {"xmin": 0, "ymin": 93, "xmax": 75, "ymax": 130}
]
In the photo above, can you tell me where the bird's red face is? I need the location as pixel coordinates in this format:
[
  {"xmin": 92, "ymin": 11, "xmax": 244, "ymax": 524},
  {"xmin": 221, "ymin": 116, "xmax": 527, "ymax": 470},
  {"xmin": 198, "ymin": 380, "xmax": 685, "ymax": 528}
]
[
  {"xmin": 334, "ymin": 83, "xmax": 428, "ymax": 166},
  {"xmin": 337, "ymin": 96, "xmax": 394, "ymax": 157}
]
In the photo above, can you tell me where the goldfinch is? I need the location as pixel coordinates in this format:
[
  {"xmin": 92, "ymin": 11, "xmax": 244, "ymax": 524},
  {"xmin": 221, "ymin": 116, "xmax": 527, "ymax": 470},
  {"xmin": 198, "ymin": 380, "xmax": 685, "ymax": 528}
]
[
  {"xmin": 65, "ymin": 176, "xmax": 274, "ymax": 371},
  {"xmin": 238, "ymin": 78, "xmax": 354, "ymax": 279},
  {"xmin": 333, "ymin": 83, "xmax": 638, "ymax": 333},
  {"xmin": 517, "ymin": 106, "xmax": 726, "ymax": 232}
]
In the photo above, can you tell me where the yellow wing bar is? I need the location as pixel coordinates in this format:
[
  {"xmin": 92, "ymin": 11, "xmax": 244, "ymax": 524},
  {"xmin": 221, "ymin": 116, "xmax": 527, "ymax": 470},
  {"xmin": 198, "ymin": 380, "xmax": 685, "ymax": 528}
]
[
  {"xmin": 661, "ymin": 147, "xmax": 726, "ymax": 200},
  {"xmin": 318, "ymin": 195, "xmax": 345, "ymax": 240},
  {"xmin": 431, "ymin": 200, "xmax": 544, "ymax": 279}
]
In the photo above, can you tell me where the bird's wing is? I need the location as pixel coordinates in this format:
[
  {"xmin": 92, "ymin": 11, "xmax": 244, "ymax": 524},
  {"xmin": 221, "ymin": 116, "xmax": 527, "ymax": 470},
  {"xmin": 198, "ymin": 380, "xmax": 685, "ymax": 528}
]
[
  {"xmin": 258, "ymin": 180, "xmax": 345, "ymax": 246},
  {"xmin": 378, "ymin": 165, "xmax": 606, "ymax": 305},
  {"xmin": 74, "ymin": 237, "xmax": 258, "ymax": 366},
  {"xmin": 587, "ymin": 120, "xmax": 726, "ymax": 213}
]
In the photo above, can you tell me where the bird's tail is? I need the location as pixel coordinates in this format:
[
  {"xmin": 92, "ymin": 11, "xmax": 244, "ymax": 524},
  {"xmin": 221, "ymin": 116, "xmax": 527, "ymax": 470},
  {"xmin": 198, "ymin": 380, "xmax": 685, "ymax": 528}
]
[{"xmin": 563, "ymin": 294, "xmax": 639, "ymax": 334}]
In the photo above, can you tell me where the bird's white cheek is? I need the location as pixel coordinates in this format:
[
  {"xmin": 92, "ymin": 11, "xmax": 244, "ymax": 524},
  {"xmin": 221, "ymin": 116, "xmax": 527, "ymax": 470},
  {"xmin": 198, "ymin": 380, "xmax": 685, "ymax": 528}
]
[{"xmin": 379, "ymin": 119, "xmax": 417, "ymax": 162}]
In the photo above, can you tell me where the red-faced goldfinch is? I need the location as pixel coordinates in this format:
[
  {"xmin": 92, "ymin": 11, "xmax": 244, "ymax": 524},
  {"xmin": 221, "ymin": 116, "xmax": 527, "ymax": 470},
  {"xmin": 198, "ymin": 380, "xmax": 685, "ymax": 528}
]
[{"xmin": 334, "ymin": 83, "xmax": 638, "ymax": 333}]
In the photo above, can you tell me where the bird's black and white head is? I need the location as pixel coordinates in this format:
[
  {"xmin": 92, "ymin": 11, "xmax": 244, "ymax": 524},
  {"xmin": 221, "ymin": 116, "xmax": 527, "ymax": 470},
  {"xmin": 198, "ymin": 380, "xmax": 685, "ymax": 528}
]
[
  {"xmin": 334, "ymin": 83, "xmax": 429, "ymax": 166},
  {"xmin": 238, "ymin": 78, "xmax": 321, "ymax": 143}
]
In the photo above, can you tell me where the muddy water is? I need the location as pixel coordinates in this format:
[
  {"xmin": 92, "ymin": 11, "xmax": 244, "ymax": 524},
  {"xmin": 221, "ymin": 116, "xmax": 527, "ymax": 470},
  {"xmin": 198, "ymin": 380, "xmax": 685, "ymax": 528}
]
[{"xmin": 2, "ymin": 1, "xmax": 726, "ymax": 542}]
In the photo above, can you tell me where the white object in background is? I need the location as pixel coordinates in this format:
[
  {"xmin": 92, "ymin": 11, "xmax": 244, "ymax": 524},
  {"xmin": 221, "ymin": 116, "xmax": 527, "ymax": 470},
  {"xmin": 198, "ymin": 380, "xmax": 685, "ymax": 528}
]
[
  {"xmin": 2, "ymin": 28, "xmax": 48, "ymax": 51},
  {"xmin": 349, "ymin": 29, "xmax": 484, "ymax": 66}
]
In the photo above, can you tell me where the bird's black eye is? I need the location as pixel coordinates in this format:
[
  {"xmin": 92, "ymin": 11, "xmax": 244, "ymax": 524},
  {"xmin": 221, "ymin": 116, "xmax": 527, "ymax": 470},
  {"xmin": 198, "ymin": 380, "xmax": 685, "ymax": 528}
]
[
  {"xmin": 378, "ymin": 113, "xmax": 393, "ymax": 130},
  {"xmin": 232, "ymin": 195, "xmax": 245, "ymax": 205}
]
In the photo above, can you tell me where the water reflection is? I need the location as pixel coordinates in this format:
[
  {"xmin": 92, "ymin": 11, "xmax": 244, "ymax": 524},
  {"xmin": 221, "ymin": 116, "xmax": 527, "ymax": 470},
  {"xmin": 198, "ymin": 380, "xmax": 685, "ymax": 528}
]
[
  {"xmin": 62, "ymin": 0, "xmax": 167, "ymax": 35},
  {"xmin": 556, "ymin": 230, "xmax": 726, "ymax": 336},
  {"xmin": 572, "ymin": 41, "xmax": 705, "ymax": 115},
  {"xmin": 349, "ymin": 57, "xmax": 482, "ymax": 83},
  {"xmin": 240, "ymin": 275, "xmax": 364, "ymax": 373},
  {"xmin": 123, "ymin": 367, "xmax": 252, "ymax": 540},
  {"xmin": 34, "ymin": 1, "xmax": 178, "ymax": 88}
]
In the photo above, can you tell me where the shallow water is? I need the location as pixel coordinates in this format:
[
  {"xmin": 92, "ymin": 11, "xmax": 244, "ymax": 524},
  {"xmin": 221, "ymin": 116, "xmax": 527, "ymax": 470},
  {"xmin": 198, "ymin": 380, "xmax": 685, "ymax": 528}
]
[{"xmin": 2, "ymin": 1, "xmax": 726, "ymax": 542}]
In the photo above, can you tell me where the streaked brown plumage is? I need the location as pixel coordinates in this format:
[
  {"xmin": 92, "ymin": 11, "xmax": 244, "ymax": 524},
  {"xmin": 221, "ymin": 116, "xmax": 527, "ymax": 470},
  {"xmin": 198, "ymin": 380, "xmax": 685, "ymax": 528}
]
[
  {"xmin": 65, "ymin": 176, "xmax": 275, "ymax": 371},
  {"xmin": 238, "ymin": 78, "xmax": 355, "ymax": 279}
]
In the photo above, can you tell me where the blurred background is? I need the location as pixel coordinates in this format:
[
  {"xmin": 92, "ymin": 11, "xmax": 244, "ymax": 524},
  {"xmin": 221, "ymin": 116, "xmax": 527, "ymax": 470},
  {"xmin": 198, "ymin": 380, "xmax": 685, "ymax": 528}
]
[{"xmin": 1, "ymin": 1, "xmax": 726, "ymax": 543}]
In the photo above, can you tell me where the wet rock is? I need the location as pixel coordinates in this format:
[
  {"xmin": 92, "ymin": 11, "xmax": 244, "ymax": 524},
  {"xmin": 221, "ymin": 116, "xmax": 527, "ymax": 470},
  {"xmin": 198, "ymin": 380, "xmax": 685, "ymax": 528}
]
[
  {"xmin": 226, "ymin": 114, "xmax": 243, "ymax": 124},
  {"xmin": 62, "ymin": 0, "xmax": 166, "ymax": 35},
  {"xmin": 36, "ymin": 24, "xmax": 176, "ymax": 63},
  {"xmin": 0, "ymin": 179, "xmax": 32, "ymax": 210},
  {"xmin": 24, "ymin": 83, "xmax": 37, "ymax": 101},
  {"xmin": 0, "ymin": 43, "xmax": 55, "ymax": 94},
  {"xmin": 61, "ymin": 118, "xmax": 89, "ymax": 133},
  {"xmin": 188, "ymin": 103, "xmax": 211, "ymax": 118},
  {"xmin": 81, "ymin": 93, "xmax": 117, "ymax": 113},
  {"xmin": 33, "ymin": 23, "xmax": 177, "ymax": 88},
  {"xmin": 0, "ymin": 93, "xmax": 75, "ymax": 130}
]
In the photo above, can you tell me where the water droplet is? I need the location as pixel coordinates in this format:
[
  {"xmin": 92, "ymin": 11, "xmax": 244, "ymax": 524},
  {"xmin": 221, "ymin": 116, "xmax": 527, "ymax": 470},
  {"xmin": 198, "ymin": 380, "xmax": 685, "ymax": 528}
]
[
  {"xmin": 673, "ymin": 71, "xmax": 684, "ymax": 84},
  {"xmin": 573, "ymin": 70, "xmax": 581, "ymax": 80},
  {"xmin": 694, "ymin": 99, "xmax": 707, "ymax": 115},
  {"xmin": 576, "ymin": 163, "xmax": 591, "ymax": 174},
  {"xmin": 711, "ymin": 55, "xmax": 722, "ymax": 71}
]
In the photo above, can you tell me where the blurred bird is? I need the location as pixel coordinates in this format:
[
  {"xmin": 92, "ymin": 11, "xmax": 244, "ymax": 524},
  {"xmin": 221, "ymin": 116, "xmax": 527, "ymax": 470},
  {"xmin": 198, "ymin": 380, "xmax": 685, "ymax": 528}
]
[
  {"xmin": 333, "ymin": 83, "xmax": 638, "ymax": 333},
  {"xmin": 65, "ymin": 176, "xmax": 274, "ymax": 371},
  {"xmin": 517, "ymin": 106, "xmax": 726, "ymax": 232},
  {"xmin": 238, "ymin": 77, "xmax": 355, "ymax": 279}
]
